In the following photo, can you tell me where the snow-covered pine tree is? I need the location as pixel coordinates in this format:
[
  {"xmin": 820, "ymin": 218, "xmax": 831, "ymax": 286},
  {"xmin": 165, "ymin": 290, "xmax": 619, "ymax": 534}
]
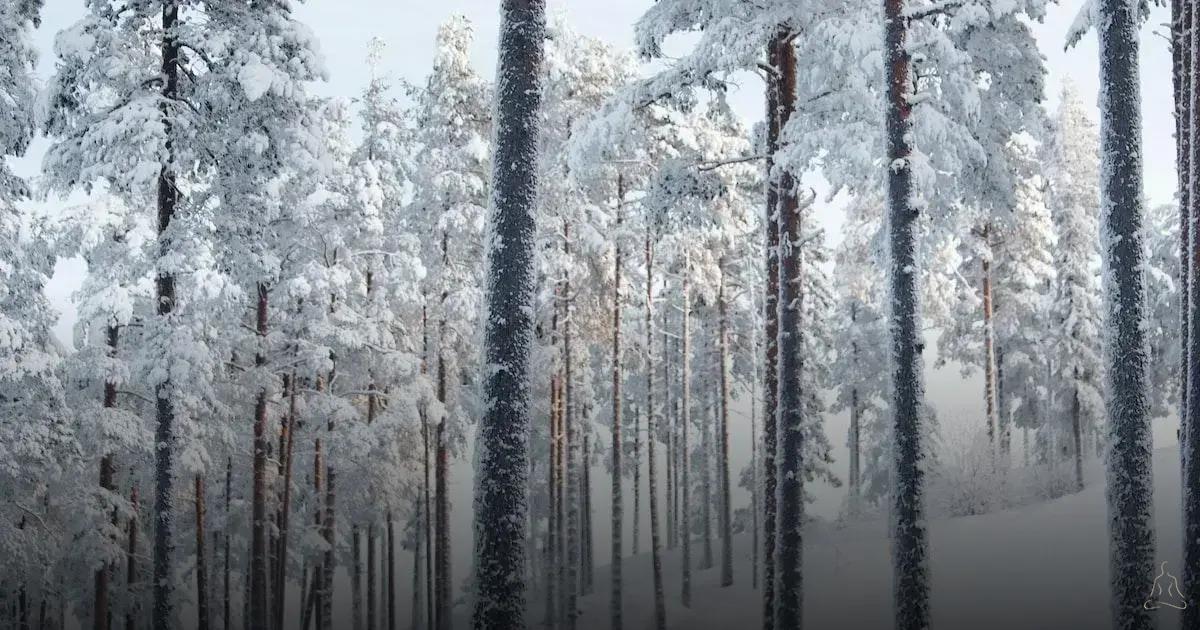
[
  {"xmin": 1044, "ymin": 81, "xmax": 1103, "ymax": 490},
  {"xmin": 406, "ymin": 19, "xmax": 492, "ymax": 626},
  {"xmin": 831, "ymin": 194, "xmax": 890, "ymax": 512},
  {"xmin": 0, "ymin": 2, "xmax": 75, "ymax": 625},
  {"xmin": 43, "ymin": 3, "xmax": 234, "ymax": 624}
]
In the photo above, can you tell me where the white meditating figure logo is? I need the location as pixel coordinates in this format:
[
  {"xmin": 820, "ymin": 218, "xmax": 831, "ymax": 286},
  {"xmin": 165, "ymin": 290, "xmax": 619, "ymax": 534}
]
[{"xmin": 1144, "ymin": 562, "xmax": 1188, "ymax": 611}]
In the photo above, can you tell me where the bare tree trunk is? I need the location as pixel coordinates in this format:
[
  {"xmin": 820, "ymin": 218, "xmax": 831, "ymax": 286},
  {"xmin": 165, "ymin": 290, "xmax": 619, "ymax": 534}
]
[
  {"xmin": 885, "ymin": 0, "xmax": 932, "ymax": 624},
  {"xmin": 700, "ymin": 377, "xmax": 713, "ymax": 571},
  {"xmin": 632, "ymin": 410, "xmax": 641, "ymax": 561},
  {"xmin": 125, "ymin": 487, "xmax": 139, "ymax": 630},
  {"xmin": 582, "ymin": 434, "xmax": 594, "ymax": 596},
  {"xmin": 195, "ymin": 476, "xmax": 210, "ymax": 630},
  {"xmin": 981, "ymin": 236, "xmax": 999, "ymax": 451},
  {"xmin": 555, "ymin": 368, "xmax": 567, "ymax": 627},
  {"xmin": 224, "ymin": 458, "xmax": 232, "ymax": 630},
  {"xmin": 411, "ymin": 503, "xmax": 422, "ymax": 630},
  {"xmin": 1072, "ymin": 384, "xmax": 1085, "ymax": 491},
  {"xmin": 306, "ymin": 445, "xmax": 322, "ymax": 630},
  {"xmin": 663, "ymin": 311, "xmax": 675, "ymax": 553},
  {"xmin": 544, "ymin": 373, "xmax": 558, "ymax": 628},
  {"xmin": 645, "ymin": 236, "xmax": 666, "ymax": 630},
  {"xmin": 750, "ymin": 362, "xmax": 760, "ymax": 591},
  {"xmin": 472, "ymin": 5, "xmax": 544, "ymax": 626},
  {"xmin": 421, "ymin": 309, "xmax": 435, "ymax": 630},
  {"xmin": 680, "ymin": 253, "xmax": 692, "ymax": 608},
  {"xmin": 96, "ymin": 326, "xmax": 119, "ymax": 630},
  {"xmin": 435, "ymin": 277, "xmax": 451, "ymax": 630},
  {"xmin": 320, "ymin": 440, "xmax": 336, "ymax": 630},
  {"xmin": 848, "ymin": 305, "xmax": 861, "ymax": 507},
  {"xmin": 353, "ymin": 528, "xmax": 364, "ymax": 630},
  {"xmin": 609, "ymin": 197, "xmax": 624, "ymax": 630},
  {"xmin": 274, "ymin": 371, "xmax": 299, "ymax": 630},
  {"xmin": 564, "ymin": 249, "xmax": 580, "ymax": 630},
  {"xmin": 718, "ymin": 263, "xmax": 733, "ymax": 588},
  {"xmin": 435, "ymin": 422, "xmax": 450, "ymax": 630},
  {"xmin": 251, "ymin": 282, "xmax": 272, "ymax": 630},
  {"xmin": 388, "ymin": 513, "xmax": 396, "ymax": 630},
  {"xmin": 760, "ymin": 29, "xmax": 784, "ymax": 630},
  {"xmin": 152, "ymin": 4, "xmax": 181, "ymax": 628},
  {"xmin": 369, "ymin": 525, "xmax": 378, "ymax": 630}
]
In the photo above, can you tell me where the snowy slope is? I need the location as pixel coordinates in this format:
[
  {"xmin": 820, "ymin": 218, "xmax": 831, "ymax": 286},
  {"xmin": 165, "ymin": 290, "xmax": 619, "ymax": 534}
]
[{"xmin": 547, "ymin": 446, "xmax": 1184, "ymax": 630}]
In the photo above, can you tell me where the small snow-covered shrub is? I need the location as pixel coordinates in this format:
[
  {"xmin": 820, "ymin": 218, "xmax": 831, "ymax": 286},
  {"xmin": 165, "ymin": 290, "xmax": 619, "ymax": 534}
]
[{"xmin": 930, "ymin": 424, "xmax": 1010, "ymax": 517}]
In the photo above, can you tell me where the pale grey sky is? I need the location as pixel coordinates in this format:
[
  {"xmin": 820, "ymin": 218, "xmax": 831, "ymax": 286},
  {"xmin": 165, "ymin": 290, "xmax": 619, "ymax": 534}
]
[{"xmin": 14, "ymin": 1, "xmax": 1183, "ymax": 533}]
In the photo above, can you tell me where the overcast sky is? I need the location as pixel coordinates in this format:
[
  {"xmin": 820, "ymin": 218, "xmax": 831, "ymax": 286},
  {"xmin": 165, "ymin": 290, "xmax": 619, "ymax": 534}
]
[{"xmin": 13, "ymin": 1, "xmax": 1184, "ymax": 526}]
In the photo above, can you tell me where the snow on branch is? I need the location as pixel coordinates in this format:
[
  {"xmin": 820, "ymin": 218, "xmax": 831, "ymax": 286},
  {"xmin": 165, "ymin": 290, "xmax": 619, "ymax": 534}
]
[{"xmin": 1065, "ymin": 0, "xmax": 1162, "ymax": 50}]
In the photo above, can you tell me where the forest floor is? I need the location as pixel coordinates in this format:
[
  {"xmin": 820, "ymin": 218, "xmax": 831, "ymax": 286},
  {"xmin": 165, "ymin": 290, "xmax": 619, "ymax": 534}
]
[{"xmin": 561, "ymin": 446, "xmax": 1186, "ymax": 630}]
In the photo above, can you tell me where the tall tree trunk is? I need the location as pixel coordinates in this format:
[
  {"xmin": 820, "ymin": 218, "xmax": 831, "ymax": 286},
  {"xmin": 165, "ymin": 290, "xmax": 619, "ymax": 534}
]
[
  {"xmin": 750, "ymin": 360, "xmax": 760, "ymax": 591},
  {"xmin": 369, "ymin": 525, "xmax": 378, "ymax": 630},
  {"xmin": 435, "ymin": 423, "xmax": 450, "ymax": 630},
  {"xmin": 353, "ymin": 528, "xmax": 363, "ymax": 630},
  {"xmin": 274, "ymin": 371, "xmax": 299, "ymax": 630},
  {"xmin": 981, "ymin": 230, "xmax": 999, "ymax": 451},
  {"xmin": 680, "ymin": 253, "xmax": 692, "ymax": 608},
  {"xmin": 555, "ymin": 368, "xmax": 567, "ymax": 627},
  {"xmin": 388, "ymin": 513, "xmax": 396, "ymax": 630},
  {"xmin": 472, "ymin": 4, "xmax": 543, "ymax": 626},
  {"xmin": 884, "ymin": 0, "xmax": 931, "ymax": 626},
  {"xmin": 125, "ymin": 487, "xmax": 139, "ymax": 630},
  {"xmin": 610, "ymin": 189, "xmax": 624, "ymax": 630},
  {"xmin": 663, "ymin": 313, "xmax": 675, "ymax": 554},
  {"xmin": 96, "ymin": 326, "xmax": 119, "ymax": 630},
  {"xmin": 1174, "ymin": 0, "xmax": 1192, "ymax": 507},
  {"xmin": 545, "ymin": 373, "xmax": 559, "ymax": 628},
  {"xmin": 152, "ymin": 4, "xmax": 181, "ymax": 628},
  {"xmin": 195, "ymin": 476, "xmax": 210, "ymax": 630},
  {"xmin": 632, "ymin": 410, "xmax": 641, "ymax": 560},
  {"xmin": 848, "ymin": 306, "xmax": 861, "ymax": 507},
  {"xmin": 1185, "ymin": 0, "xmax": 1200, "ymax": 625},
  {"xmin": 306, "ymin": 445, "xmax": 322, "ymax": 630},
  {"xmin": 251, "ymin": 282, "xmax": 272, "ymax": 630},
  {"xmin": 718, "ymin": 263, "xmax": 733, "ymax": 588},
  {"xmin": 1072, "ymin": 383, "xmax": 1085, "ymax": 491},
  {"xmin": 760, "ymin": 29, "xmax": 784, "ymax": 630},
  {"xmin": 582, "ymin": 434, "xmax": 594, "ymax": 596},
  {"xmin": 564, "ymin": 253, "xmax": 580, "ymax": 630},
  {"xmin": 1097, "ymin": 0, "xmax": 1156, "ymax": 625},
  {"xmin": 700, "ymin": 380, "xmax": 713, "ymax": 572},
  {"xmin": 224, "ymin": 458, "xmax": 232, "ymax": 630},
  {"xmin": 320, "ymin": 434, "xmax": 336, "ymax": 630},
  {"xmin": 421, "ymin": 309, "xmax": 435, "ymax": 630},
  {"xmin": 411, "ymin": 504, "xmax": 422, "ymax": 630},
  {"xmin": 774, "ymin": 31, "xmax": 805, "ymax": 630},
  {"xmin": 645, "ymin": 235, "xmax": 666, "ymax": 630}
]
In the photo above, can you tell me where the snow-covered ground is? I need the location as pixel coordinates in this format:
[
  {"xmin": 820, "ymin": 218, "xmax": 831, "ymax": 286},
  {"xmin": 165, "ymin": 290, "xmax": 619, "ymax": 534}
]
[{"xmin": 543, "ymin": 446, "xmax": 1184, "ymax": 630}]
